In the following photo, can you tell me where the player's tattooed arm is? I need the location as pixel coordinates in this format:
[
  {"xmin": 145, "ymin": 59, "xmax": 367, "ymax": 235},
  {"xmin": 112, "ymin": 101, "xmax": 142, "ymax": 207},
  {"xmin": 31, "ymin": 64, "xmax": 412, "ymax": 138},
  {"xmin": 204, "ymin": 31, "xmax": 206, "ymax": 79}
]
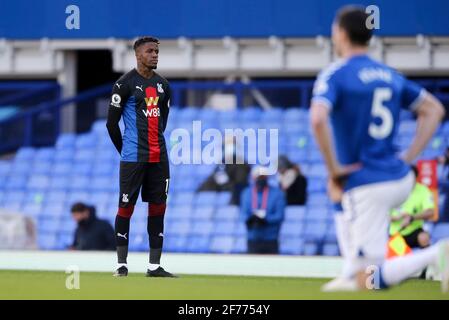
[{"xmin": 106, "ymin": 81, "xmax": 129, "ymax": 154}]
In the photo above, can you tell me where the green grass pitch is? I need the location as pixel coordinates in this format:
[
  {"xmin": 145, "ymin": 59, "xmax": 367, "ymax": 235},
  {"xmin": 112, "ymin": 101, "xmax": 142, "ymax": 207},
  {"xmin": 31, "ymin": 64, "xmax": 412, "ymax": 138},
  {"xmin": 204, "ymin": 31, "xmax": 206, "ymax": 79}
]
[{"xmin": 0, "ymin": 270, "xmax": 447, "ymax": 300}]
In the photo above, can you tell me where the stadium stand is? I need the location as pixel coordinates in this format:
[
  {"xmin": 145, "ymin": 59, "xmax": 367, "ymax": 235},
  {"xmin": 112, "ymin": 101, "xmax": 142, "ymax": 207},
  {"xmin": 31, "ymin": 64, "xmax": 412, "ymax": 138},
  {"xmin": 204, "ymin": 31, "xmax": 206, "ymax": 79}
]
[{"xmin": 1, "ymin": 106, "xmax": 449, "ymax": 255}]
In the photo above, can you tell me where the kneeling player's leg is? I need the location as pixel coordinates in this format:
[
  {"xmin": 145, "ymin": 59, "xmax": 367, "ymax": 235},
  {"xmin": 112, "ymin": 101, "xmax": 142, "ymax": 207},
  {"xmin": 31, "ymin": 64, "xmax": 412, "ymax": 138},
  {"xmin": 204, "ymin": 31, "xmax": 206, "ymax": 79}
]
[
  {"xmin": 116, "ymin": 162, "xmax": 145, "ymax": 265},
  {"xmin": 342, "ymin": 173, "xmax": 414, "ymax": 289}
]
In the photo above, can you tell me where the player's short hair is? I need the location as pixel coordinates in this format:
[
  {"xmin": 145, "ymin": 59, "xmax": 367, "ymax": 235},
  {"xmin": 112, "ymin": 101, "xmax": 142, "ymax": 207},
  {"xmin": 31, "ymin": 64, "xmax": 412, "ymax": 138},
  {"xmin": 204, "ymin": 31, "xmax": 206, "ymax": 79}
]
[
  {"xmin": 335, "ymin": 6, "xmax": 372, "ymax": 46},
  {"xmin": 133, "ymin": 36, "xmax": 160, "ymax": 51},
  {"xmin": 71, "ymin": 202, "xmax": 90, "ymax": 213}
]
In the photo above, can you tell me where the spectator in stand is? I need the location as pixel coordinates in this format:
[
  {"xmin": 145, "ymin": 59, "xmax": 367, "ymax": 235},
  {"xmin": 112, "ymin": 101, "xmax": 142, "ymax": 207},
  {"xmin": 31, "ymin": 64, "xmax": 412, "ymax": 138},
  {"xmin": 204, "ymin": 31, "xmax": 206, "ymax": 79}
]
[
  {"xmin": 197, "ymin": 136, "xmax": 251, "ymax": 205},
  {"xmin": 240, "ymin": 166, "xmax": 286, "ymax": 254},
  {"xmin": 70, "ymin": 202, "xmax": 115, "ymax": 251},
  {"xmin": 277, "ymin": 155, "xmax": 308, "ymax": 205}
]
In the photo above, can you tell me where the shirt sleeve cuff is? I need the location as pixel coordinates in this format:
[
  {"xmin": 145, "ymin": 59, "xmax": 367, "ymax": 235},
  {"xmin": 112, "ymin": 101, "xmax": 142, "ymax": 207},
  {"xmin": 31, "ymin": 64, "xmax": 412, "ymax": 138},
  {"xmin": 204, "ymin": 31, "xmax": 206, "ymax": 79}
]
[
  {"xmin": 408, "ymin": 89, "xmax": 428, "ymax": 112},
  {"xmin": 311, "ymin": 96, "xmax": 333, "ymax": 111}
]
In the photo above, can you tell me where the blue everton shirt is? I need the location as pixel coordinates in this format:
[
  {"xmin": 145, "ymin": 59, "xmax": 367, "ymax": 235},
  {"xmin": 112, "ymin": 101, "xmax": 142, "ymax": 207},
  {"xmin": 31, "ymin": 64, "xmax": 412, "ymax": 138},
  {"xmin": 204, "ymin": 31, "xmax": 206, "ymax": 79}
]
[{"xmin": 312, "ymin": 54, "xmax": 426, "ymax": 191}]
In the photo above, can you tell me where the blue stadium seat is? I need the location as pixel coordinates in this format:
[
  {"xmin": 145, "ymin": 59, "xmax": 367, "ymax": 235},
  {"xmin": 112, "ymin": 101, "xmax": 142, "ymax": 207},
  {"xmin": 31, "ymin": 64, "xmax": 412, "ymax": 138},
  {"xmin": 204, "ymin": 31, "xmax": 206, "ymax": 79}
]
[
  {"xmin": 131, "ymin": 219, "xmax": 147, "ymax": 235},
  {"xmin": 27, "ymin": 175, "xmax": 50, "ymax": 191},
  {"xmin": 74, "ymin": 148, "xmax": 95, "ymax": 161},
  {"xmin": 0, "ymin": 161, "xmax": 12, "ymax": 176},
  {"xmin": 324, "ymin": 223, "xmax": 338, "ymax": 243},
  {"xmin": 303, "ymin": 242, "xmax": 319, "ymax": 256},
  {"xmin": 34, "ymin": 148, "xmax": 55, "ymax": 162},
  {"xmin": 58, "ymin": 232, "xmax": 74, "ymax": 249},
  {"xmin": 60, "ymin": 218, "xmax": 76, "ymax": 234},
  {"xmin": 8, "ymin": 191, "xmax": 26, "ymax": 203},
  {"xmin": 199, "ymin": 108, "xmax": 218, "ymax": 121},
  {"xmin": 72, "ymin": 162, "xmax": 92, "ymax": 176},
  {"xmin": 240, "ymin": 107, "xmax": 262, "ymax": 122},
  {"xmin": 234, "ymin": 222, "xmax": 247, "ymax": 237},
  {"xmin": 283, "ymin": 108, "xmax": 308, "ymax": 123},
  {"xmin": 91, "ymin": 120, "xmax": 107, "ymax": 134},
  {"xmin": 89, "ymin": 177, "xmax": 115, "ymax": 192},
  {"xmin": 164, "ymin": 236, "xmax": 188, "ymax": 252},
  {"xmin": 90, "ymin": 192, "xmax": 111, "ymax": 206},
  {"xmin": 432, "ymin": 223, "xmax": 449, "ymax": 243},
  {"xmin": 166, "ymin": 205, "xmax": 192, "ymax": 219},
  {"xmin": 38, "ymin": 234, "xmax": 58, "ymax": 250},
  {"xmin": 215, "ymin": 205, "xmax": 239, "ymax": 221},
  {"xmin": 5, "ymin": 176, "xmax": 28, "ymax": 190},
  {"xmin": 38, "ymin": 218, "xmax": 61, "ymax": 233},
  {"xmin": 172, "ymin": 192, "xmax": 195, "ymax": 206},
  {"xmin": 190, "ymin": 221, "xmax": 214, "ymax": 236},
  {"xmin": 91, "ymin": 163, "xmax": 114, "ymax": 176},
  {"xmin": 185, "ymin": 235, "xmax": 210, "ymax": 253},
  {"xmin": 307, "ymin": 194, "xmax": 329, "ymax": 207},
  {"xmin": 129, "ymin": 233, "xmax": 147, "ymax": 252},
  {"xmin": 285, "ymin": 206, "xmax": 306, "ymax": 222},
  {"xmin": 56, "ymin": 133, "xmax": 76, "ymax": 149},
  {"xmin": 231, "ymin": 236, "xmax": 247, "ymax": 253},
  {"xmin": 217, "ymin": 109, "xmax": 238, "ymax": 122},
  {"xmin": 303, "ymin": 222, "xmax": 327, "ymax": 242},
  {"xmin": 32, "ymin": 161, "xmax": 52, "ymax": 175},
  {"xmin": 213, "ymin": 221, "xmax": 235, "ymax": 236},
  {"xmin": 280, "ymin": 238, "xmax": 304, "ymax": 255},
  {"xmin": 54, "ymin": 148, "xmax": 75, "ymax": 162},
  {"xmin": 308, "ymin": 164, "xmax": 326, "ymax": 178},
  {"xmin": 69, "ymin": 176, "xmax": 90, "ymax": 191},
  {"xmin": 263, "ymin": 108, "xmax": 284, "ymax": 121},
  {"xmin": 192, "ymin": 206, "xmax": 214, "ymax": 220},
  {"xmin": 170, "ymin": 178, "xmax": 199, "ymax": 193},
  {"xmin": 15, "ymin": 147, "xmax": 36, "ymax": 161},
  {"xmin": 23, "ymin": 192, "xmax": 45, "ymax": 207},
  {"xmin": 441, "ymin": 122, "xmax": 449, "ymax": 135},
  {"xmin": 322, "ymin": 243, "xmax": 340, "ymax": 256},
  {"xmin": 2, "ymin": 201, "xmax": 23, "ymax": 212},
  {"xmin": 194, "ymin": 192, "xmax": 217, "ymax": 207},
  {"xmin": 305, "ymin": 207, "xmax": 328, "ymax": 223},
  {"xmin": 166, "ymin": 221, "xmax": 191, "ymax": 237},
  {"xmin": 41, "ymin": 204, "xmax": 66, "ymax": 218},
  {"xmin": 52, "ymin": 163, "xmax": 73, "ymax": 176},
  {"xmin": 75, "ymin": 133, "xmax": 97, "ymax": 149},
  {"xmin": 209, "ymin": 236, "xmax": 234, "ymax": 253},
  {"xmin": 287, "ymin": 147, "xmax": 308, "ymax": 163},
  {"xmin": 280, "ymin": 222, "xmax": 304, "ymax": 238},
  {"xmin": 307, "ymin": 178, "xmax": 326, "ymax": 193},
  {"xmin": 21, "ymin": 204, "xmax": 42, "ymax": 218},
  {"xmin": 67, "ymin": 192, "xmax": 90, "ymax": 204},
  {"xmin": 398, "ymin": 120, "xmax": 416, "ymax": 135},
  {"xmin": 284, "ymin": 122, "xmax": 308, "ymax": 136},
  {"xmin": 216, "ymin": 192, "xmax": 232, "ymax": 206},
  {"xmin": 10, "ymin": 162, "xmax": 30, "ymax": 176},
  {"xmin": 96, "ymin": 204, "xmax": 111, "ymax": 219},
  {"xmin": 48, "ymin": 176, "xmax": 70, "ymax": 191}
]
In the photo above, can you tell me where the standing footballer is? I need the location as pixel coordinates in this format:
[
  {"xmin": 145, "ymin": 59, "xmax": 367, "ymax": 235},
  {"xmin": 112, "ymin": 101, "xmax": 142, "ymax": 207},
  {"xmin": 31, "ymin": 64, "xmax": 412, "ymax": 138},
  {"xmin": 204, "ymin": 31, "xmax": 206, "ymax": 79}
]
[{"xmin": 106, "ymin": 36, "xmax": 175, "ymax": 277}]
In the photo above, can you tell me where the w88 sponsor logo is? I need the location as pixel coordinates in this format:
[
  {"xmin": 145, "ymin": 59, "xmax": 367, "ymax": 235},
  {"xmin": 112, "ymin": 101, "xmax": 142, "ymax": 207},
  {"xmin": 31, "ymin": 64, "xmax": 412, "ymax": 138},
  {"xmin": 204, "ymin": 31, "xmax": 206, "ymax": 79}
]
[{"xmin": 142, "ymin": 108, "xmax": 161, "ymax": 118}]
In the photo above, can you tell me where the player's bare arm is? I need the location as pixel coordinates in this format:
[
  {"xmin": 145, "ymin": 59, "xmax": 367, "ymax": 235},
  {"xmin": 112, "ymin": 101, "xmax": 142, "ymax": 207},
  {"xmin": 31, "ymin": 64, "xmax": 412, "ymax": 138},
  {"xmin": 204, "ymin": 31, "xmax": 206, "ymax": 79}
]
[{"xmin": 402, "ymin": 93, "xmax": 445, "ymax": 164}]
